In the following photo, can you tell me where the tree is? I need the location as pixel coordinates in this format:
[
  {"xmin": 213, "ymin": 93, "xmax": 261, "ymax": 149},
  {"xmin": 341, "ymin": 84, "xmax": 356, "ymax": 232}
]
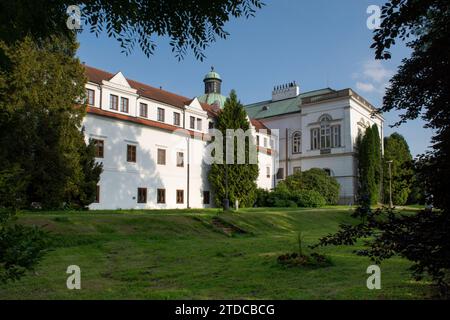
[
  {"xmin": 383, "ymin": 133, "xmax": 413, "ymax": 205},
  {"xmin": 0, "ymin": 35, "xmax": 102, "ymax": 209},
  {"xmin": 0, "ymin": 0, "xmax": 264, "ymax": 60},
  {"xmin": 208, "ymin": 90, "xmax": 259, "ymax": 208},
  {"xmin": 356, "ymin": 125, "xmax": 382, "ymax": 205},
  {"xmin": 315, "ymin": 0, "xmax": 450, "ymax": 297}
]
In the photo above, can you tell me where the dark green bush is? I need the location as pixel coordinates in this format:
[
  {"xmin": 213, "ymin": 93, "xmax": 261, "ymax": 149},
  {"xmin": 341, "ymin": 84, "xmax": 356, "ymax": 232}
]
[
  {"xmin": 277, "ymin": 169, "xmax": 340, "ymax": 205},
  {"xmin": 290, "ymin": 190, "xmax": 326, "ymax": 208}
]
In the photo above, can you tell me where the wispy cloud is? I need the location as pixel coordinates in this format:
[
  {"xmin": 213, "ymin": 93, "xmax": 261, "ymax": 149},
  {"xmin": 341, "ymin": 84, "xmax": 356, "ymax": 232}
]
[{"xmin": 353, "ymin": 60, "xmax": 393, "ymax": 95}]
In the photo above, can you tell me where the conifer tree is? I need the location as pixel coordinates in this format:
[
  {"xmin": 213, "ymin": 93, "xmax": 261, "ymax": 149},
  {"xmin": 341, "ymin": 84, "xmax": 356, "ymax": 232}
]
[
  {"xmin": 383, "ymin": 133, "xmax": 413, "ymax": 205},
  {"xmin": 356, "ymin": 125, "xmax": 382, "ymax": 205},
  {"xmin": 208, "ymin": 91, "xmax": 259, "ymax": 208}
]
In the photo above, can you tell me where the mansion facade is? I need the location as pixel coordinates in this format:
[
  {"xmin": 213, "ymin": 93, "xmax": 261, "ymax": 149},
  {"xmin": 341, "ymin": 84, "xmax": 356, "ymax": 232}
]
[
  {"xmin": 82, "ymin": 65, "xmax": 383, "ymax": 209},
  {"xmin": 83, "ymin": 66, "xmax": 273, "ymax": 210},
  {"xmin": 245, "ymin": 83, "xmax": 384, "ymax": 204}
]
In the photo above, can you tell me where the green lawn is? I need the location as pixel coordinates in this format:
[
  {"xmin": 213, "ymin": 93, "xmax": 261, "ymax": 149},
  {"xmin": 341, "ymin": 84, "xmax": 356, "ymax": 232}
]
[{"xmin": 0, "ymin": 208, "xmax": 432, "ymax": 299}]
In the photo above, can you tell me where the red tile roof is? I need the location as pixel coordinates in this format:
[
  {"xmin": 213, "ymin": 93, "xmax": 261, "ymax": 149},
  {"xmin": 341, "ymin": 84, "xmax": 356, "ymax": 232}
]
[
  {"xmin": 85, "ymin": 65, "xmax": 216, "ymax": 116},
  {"xmin": 86, "ymin": 106, "xmax": 208, "ymax": 139},
  {"xmin": 84, "ymin": 65, "xmax": 270, "ymax": 132}
]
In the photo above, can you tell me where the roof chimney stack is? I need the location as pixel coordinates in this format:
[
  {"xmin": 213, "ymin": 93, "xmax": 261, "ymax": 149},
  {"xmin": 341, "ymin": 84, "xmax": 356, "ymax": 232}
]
[{"xmin": 272, "ymin": 81, "xmax": 300, "ymax": 102}]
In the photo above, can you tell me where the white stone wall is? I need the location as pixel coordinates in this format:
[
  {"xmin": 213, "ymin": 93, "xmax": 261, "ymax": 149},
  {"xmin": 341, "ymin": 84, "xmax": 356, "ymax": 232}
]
[
  {"xmin": 83, "ymin": 75, "xmax": 275, "ymax": 209},
  {"xmin": 259, "ymin": 94, "xmax": 384, "ymax": 204}
]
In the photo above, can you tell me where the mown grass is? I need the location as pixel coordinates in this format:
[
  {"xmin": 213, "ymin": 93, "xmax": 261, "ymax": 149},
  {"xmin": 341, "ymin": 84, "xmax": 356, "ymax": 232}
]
[{"xmin": 0, "ymin": 207, "xmax": 432, "ymax": 300}]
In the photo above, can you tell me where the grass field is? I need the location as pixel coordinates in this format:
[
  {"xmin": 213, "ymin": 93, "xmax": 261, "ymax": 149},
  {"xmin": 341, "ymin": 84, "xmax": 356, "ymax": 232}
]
[{"xmin": 0, "ymin": 207, "xmax": 432, "ymax": 300}]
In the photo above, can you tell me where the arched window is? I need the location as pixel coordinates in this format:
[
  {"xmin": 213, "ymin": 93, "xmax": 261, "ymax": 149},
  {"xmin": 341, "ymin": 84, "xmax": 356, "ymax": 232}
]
[
  {"xmin": 320, "ymin": 115, "xmax": 332, "ymax": 149},
  {"xmin": 292, "ymin": 131, "xmax": 301, "ymax": 154}
]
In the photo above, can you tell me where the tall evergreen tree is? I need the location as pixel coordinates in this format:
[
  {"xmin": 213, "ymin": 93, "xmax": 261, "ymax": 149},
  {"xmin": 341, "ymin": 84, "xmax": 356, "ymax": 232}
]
[
  {"xmin": 356, "ymin": 125, "xmax": 382, "ymax": 205},
  {"xmin": 383, "ymin": 133, "xmax": 413, "ymax": 205},
  {"xmin": 208, "ymin": 91, "xmax": 259, "ymax": 208}
]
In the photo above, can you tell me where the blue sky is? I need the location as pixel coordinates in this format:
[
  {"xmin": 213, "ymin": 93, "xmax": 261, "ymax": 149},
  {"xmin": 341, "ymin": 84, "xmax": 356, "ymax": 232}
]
[{"xmin": 76, "ymin": 0, "xmax": 433, "ymax": 157}]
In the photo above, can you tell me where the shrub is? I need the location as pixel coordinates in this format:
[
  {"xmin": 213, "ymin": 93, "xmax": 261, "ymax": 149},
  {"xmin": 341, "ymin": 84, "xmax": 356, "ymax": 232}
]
[
  {"xmin": 255, "ymin": 188, "xmax": 271, "ymax": 207},
  {"xmin": 273, "ymin": 199, "xmax": 297, "ymax": 208},
  {"xmin": 290, "ymin": 190, "xmax": 326, "ymax": 208},
  {"xmin": 277, "ymin": 169, "xmax": 340, "ymax": 205}
]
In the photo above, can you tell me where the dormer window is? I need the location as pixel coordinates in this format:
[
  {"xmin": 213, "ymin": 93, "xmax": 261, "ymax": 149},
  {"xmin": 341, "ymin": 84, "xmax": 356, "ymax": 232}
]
[
  {"xmin": 140, "ymin": 103, "xmax": 148, "ymax": 118},
  {"xmin": 110, "ymin": 94, "xmax": 118, "ymax": 111},
  {"xmin": 86, "ymin": 89, "xmax": 95, "ymax": 106},
  {"xmin": 157, "ymin": 108, "xmax": 165, "ymax": 122},
  {"xmin": 120, "ymin": 97, "xmax": 129, "ymax": 113}
]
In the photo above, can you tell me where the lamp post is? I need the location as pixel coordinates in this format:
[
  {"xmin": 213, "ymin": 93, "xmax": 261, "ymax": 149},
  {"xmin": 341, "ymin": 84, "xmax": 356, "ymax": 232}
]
[
  {"xmin": 223, "ymin": 163, "xmax": 230, "ymax": 211},
  {"xmin": 387, "ymin": 160, "xmax": 393, "ymax": 209}
]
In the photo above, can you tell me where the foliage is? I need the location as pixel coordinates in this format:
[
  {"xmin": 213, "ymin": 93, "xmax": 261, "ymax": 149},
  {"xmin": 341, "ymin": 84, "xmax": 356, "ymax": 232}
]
[
  {"xmin": 208, "ymin": 90, "xmax": 259, "ymax": 208},
  {"xmin": 0, "ymin": 169, "xmax": 48, "ymax": 284},
  {"xmin": 0, "ymin": 0, "xmax": 264, "ymax": 60},
  {"xmin": 371, "ymin": 0, "xmax": 450, "ymax": 295},
  {"xmin": 356, "ymin": 124, "xmax": 382, "ymax": 205},
  {"xmin": 314, "ymin": 0, "xmax": 450, "ymax": 296},
  {"xmin": 254, "ymin": 187, "xmax": 326, "ymax": 208},
  {"xmin": 383, "ymin": 133, "xmax": 413, "ymax": 205},
  {"xmin": 277, "ymin": 169, "xmax": 340, "ymax": 205},
  {"xmin": 0, "ymin": 36, "xmax": 102, "ymax": 209}
]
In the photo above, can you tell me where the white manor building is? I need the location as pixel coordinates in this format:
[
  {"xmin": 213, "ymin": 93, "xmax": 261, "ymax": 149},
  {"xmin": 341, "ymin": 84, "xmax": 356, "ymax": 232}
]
[
  {"xmin": 245, "ymin": 83, "xmax": 384, "ymax": 204},
  {"xmin": 83, "ymin": 66, "xmax": 273, "ymax": 210},
  {"xmin": 82, "ymin": 65, "xmax": 383, "ymax": 209}
]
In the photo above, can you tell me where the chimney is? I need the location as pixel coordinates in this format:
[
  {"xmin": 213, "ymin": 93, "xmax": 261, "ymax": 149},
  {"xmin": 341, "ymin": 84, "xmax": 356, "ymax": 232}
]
[{"xmin": 272, "ymin": 81, "xmax": 300, "ymax": 102}]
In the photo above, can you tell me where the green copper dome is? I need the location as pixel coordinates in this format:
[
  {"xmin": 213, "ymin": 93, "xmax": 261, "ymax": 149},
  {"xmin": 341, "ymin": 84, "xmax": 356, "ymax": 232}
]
[
  {"xmin": 199, "ymin": 66, "xmax": 226, "ymax": 108},
  {"xmin": 198, "ymin": 93, "xmax": 227, "ymax": 108},
  {"xmin": 204, "ymin": 67, "xmax": 222, "ymax": 81}
]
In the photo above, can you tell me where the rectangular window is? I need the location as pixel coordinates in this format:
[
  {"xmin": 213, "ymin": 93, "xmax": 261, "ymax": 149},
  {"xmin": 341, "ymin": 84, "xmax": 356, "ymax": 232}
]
[
  {"xmin": 203, "ymin": 191, "xmax": 210, "ymax": 205},
  {"xmin": 93, "ymin": 139, "xmax": 104, "ymax": 158},
  {"xmin": 293, "ymin": 167, "xmax": 302, "ymax": 174},
  {"xmin": 332, "ymin": 125, "xmax": 341, "ymax": 148},
  {"xmin": 266, "ymin": 167, "xmax": 271, "ymax": 178},
  {"xmin": 264, "ymin": 138, "xmax": 268, "ymax": 148},
  {"xmin": 120, "ymin": 97, "xmax": 129, "ymax": 113},
  {"xmin": 256, "ymin": 135, "xmax": 260, "ymax": 146},
  {"xmin": 196, "ymin": 118, "xmax": 202, "ymax": 131},
  {"xmin": 157, "ymin": 148, "xmax": 166, "ymax": 165},
  {"xmin": 177, "ymin": 152, "xmax": 184, "ymax": 167},
  {"xmin": 110, "ymin": 94, "xmax": 118, "ymax": 110},
  {"xmin": 157, "ymin": 189, "xmax": 166, "ymax": 204},
  {"xmin": 95, "ymin": 185, "xmax": 100, "ymax": 203},
  {"xmin": 208, "ymin": 122, "xmax": 214, "ymax": 129},
  {"xmin": 311, "ymin": 128, "xmax": 319, "ymax": 150},
  {"xmin": 176, "ymin": 190, "xmax": 184, "ymax": 204},
  {"xmin": 137, "ymin": 188, "xmax": 147, "ymax": 204},
  {"xmin": 157, "ymin": 108, "xmax": 165, "ymax": 122},
  {"xmin": 190, "ymin": 116, "xmax": 195, "ymax": 129},
  {"xmin": 173, "ymin": 112, "xmax": 181, "ymax": 126},
  {"xmin": 140, "ymin": 103, "xmax": 148, "ymax": 118},
  {"xmin": 276, "ymin": 168, "xmax": 284, "ymax": 180},
  {"xmin": 127, "ymin": 145, "xmax": 137, "ymax": 163},
  {"xmin": 86, "ymin": 89, "xmax": 95, "ymax": 106}
]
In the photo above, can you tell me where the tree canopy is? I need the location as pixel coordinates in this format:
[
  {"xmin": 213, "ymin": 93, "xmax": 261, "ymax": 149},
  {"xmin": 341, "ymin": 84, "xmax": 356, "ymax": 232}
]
[
  {"xmin": 0, "ymin": 0, "xmax": 264, "ymax": 60},
  {"xmin": 316, "ymin": 0, "xmax": 450, "ymax": 296}
]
